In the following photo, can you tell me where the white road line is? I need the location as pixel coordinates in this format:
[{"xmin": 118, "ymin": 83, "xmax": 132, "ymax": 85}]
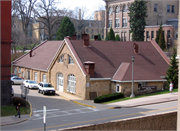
[{"xmin": 33, "ymin": 109, "xmax": 59, "ymax": 113}]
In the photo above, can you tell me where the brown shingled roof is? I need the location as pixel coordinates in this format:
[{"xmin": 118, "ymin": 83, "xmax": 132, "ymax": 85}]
[
  {"xmin": 12, "ymin": 40, "xmax": 63, "ymax": 71},
  {"xmin": 69, "ymin": 40, "xmax": 169, "ymax": 81}
]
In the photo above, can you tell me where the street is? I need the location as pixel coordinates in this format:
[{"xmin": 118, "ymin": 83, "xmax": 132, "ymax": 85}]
[{"xmin": 1, "ymin": 85, "xmax": 178, "ymax": 131}]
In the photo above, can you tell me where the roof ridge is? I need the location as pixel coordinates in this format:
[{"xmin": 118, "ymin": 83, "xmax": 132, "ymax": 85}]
[
  {"xmin": 12, "ymin": 40, "xmax": 48, "ymax": 64},
  {"xmin": 150, "ymin": 40, "xmax": 170, "ymax": 65}
]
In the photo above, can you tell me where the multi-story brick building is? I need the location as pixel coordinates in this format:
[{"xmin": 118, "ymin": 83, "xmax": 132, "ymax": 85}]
[
  {"xmin": 104, "ymin": 0, "xmax": 179, "ymax": 47},
  {"xmin": 12, "ymin": 34, "xmax": 170, "ymax": 100}
]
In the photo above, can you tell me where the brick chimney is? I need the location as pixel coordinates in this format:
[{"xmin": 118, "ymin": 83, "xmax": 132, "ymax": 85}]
[
  {"xmin": 94, "ymin": 35, "xmax": 98, "ymax": 41},
  {"xmin": 71, "ymin": 35, "xmax": 77, "ymax": 40},
  {"xmin": 29, "ymin": 50, "xmax": 33, "ymax": 57},
  {"xmin": 84, "ymin": 61, "xmax": 95, "ymax": 77},
  {"xmin": 81, "ymin": 33, "xmax": 89, "ymax": 46},
  {"xmin": 133, "ymin": 43, "xmax": 139, "ymax": 54}
]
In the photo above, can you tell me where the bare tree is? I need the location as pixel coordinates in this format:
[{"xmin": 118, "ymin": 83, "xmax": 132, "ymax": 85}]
[{"xmin": 33, "ymin": 0, "xmax": 61, "ymax": 40}]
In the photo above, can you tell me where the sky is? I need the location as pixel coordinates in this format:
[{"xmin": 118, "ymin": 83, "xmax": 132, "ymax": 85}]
[{"xmin": 59, "ymin": 0, "xmax": 105, "ymax": 19}]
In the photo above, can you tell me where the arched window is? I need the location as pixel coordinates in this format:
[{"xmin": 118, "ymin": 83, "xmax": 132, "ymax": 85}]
[
  {"xmin": 116, "ymin": 6, "xmax": 120, "ymax": 13},
  {"xmin": 109, "ymin": 7, "xmax": 113, "ymax": 15},
  {"xmin": 123, "ymin": 5, "xmax": 127, "ymax": 12},
  {"xmin": 68, "ymin": 55, "xmax": 74, "ymax": 64},
  {"xmin": 67, "ymin": 74, "xmax": 76, "ymax": 94},
  {"xmin": 59, "ymin": 55, "xmax": 64, "ymax": 63}
]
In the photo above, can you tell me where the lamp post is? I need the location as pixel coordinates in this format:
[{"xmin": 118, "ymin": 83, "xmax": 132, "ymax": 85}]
[{"xmin": 130, "ymin": 56, "xmax": 135, "ymax": 98}]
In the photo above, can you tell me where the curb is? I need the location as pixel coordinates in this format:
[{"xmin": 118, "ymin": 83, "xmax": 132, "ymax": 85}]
[
  {"xmin": 29, "ymin": 101, "xmax": 33, "ymax": 117},
  {"xmin": 0, "ymin": 118, "xmax": 28, "ymax": 127},
  {"xmin": 108, "ymin": 99, "xmax": 178, "ymax": 109}
]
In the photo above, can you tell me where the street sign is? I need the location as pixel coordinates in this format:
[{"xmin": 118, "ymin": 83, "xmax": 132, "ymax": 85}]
[{"xmin": 20, "ymin": 84, "xmax": 24, "ymax": 89}]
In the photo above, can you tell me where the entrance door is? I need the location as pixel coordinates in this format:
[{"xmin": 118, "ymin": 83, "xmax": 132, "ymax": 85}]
[{"xmin": 57, "ymin": 73, "xmax": 64, "ymax": 92}]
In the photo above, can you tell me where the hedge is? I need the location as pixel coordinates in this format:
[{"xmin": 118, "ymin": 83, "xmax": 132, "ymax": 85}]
[{"xmin": 94, "ymin": 93, "xmax": 124, "ymax": 103}]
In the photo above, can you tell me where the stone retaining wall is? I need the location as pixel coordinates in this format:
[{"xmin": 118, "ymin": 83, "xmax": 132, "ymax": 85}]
[{"xmin": 57, "ymin": 111, "xmax": 177, "ymax": 130}]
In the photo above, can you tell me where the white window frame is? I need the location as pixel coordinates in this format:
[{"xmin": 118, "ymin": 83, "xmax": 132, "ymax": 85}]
[
  {"xmin": 123, "ymin": 5, "xmax": 127, "ymax": 12},
  {"xmin": 58, "ymin": 73, "xmax": 63, "ymax": 86},
  {"xmin": 116, "ymin": 84, "xmax": 120, "ymax": 92},
  {"xmin": 59, "ymin": 55, "xmax": 64, "ymax": 63},
  {"xmin": 42, "ymin": 74, "xmax": 46, "ymax": 82},
  {"xmin": 67, "ymin": 74, "xmax": 76, "ymax": 94},
  {"xmin": 116, "ymin": 6, "xmax": 120, "ymax": 13},
  {"xmin": 115, "ymin": 19, "xmax": 120, "ymax": 28},
  {"xmin": 68, "ymin": 55, "xmax": 74, "ymax": 64},
  {"xmin": 109, "ymin": 19, "xmax": 112, "ymax": 28},
  {"xmin": 123, "ymin": 18, "xmax": 127, "ymax": 27},
  {"xmin": 14, "ymin": 67, "xmax": 17, "ymax": 75},
  {"xmin": 19, "ymin": 68, "xmax": 21, "ymax": 73},
  {"xmin": 109, "ymin": 7, "xmax": 112, "ymax": 15},
  {"xmin": 34, "ymin": 72, "xmax": 38, "ymax": 82}
]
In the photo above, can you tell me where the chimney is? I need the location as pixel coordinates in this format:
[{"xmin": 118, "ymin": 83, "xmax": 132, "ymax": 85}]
[
  {"xmin": 29, "ymin": 50, "xmax": 33, "ymax": 57},
  {"xmin": 94, "ymin": 35, "xmax": 98, "ymax": 41},
  {"xmin": 71, "ymin": 35, "xmax": 77, "ymax": 40},
  {"xmin": 66, "ymin": 36, "xmax": 71, "ymax": 40},
  {"xmin": 81, "ymin": 32, "xmax": 89, "ymax": 46},
  {"xmin": 79, "ymin": 9, "xmax": 81, "ymax": 20},
  {"xmin": 84, "ymin": 61, "xmax": 95, "ymax": 77},
  {"xmin": 133, "ymin": 43, "xmax": 139, "ymax": 54}
]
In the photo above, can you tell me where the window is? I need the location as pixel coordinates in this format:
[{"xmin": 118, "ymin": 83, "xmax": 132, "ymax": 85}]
[
  {"xmin": 172, "ymin": 5, "xmax": 175, "ymax": 13},
  {"xmin": 115, "ymin": 19, "xmax": 120, "ymax": 28},
  {"xmin": 42, "ymin": 74, "xmax": 46, "ymax": 82},
  {"xmin": 123, "ymin": 5, "xmax": 127, "ymax": 12},
  {"xmin": 91, "ymin": 34, "xmax": 94, "ymax": 39},
  {"xmin": 151, "ymin": 31, "xmax": 154, "ymax": 40},
  {"xmin": 124, "ymin": 32, "xmax": 127, "ymax": 41},
  {"xmin": 22, "ymin": 72, "xmax": 24, "ymax": 78},
  {"xmin": 27, "ymin": 70, "xmax": 30, "ymax": 80},
  {"xmin": 167, "ymin": 5, "xmax": 170, "ymax": 13},
  {"xmin": 116, "ymin": 6, "xmax": 120, "ymax": 13},
  {"xmin": 146, "ymin": 31, "xmax": 149, "ymax": 41},
  {"xmin": 59, "ymin": 55, "xmax": 64, "ymax": 63},
  {"xmin": 68, "ymin": 55, "xmax": 74, "ymax": 64},
  {"xmin": 121, "ymin": 32, "xmax": 124, "ymax": 41},
  {"xmin": 154, "ymin": 4, "xmax": 157, "ymax": 12},
  {"xmin": 116, "ymin": 84, "xmax": 120, "ymax": 92},
  {"xmin": 91, "ymin": 29, "xmax": 94, "ymax": 33},
  {"xmin": 168, "ymin": 30, "xmax": 170, "ymax": 39},
  {"xmin": 14, "ymin": 67, "xmax": 17, "ymax": 75},
  {"xmin": 34, "ymin": 72, "xmax": 38, "ymax": 82},
  {"xmin": 109, "ymin": 7, "xmax": 113, "ymax": 15},
  {"xmin": 19, "ymin": 68, "xmax": 21, "ymax": 73},
  {"xmin": 67, "ymin": 74, "xmax": 76, "ymax": 94},
  {"xmin": 109, "ymin": 19, "xmax": 112, "ymax": 28},
  {"xmin": 86, "ymin": 28, "xmax": 89, "ymax": 33},
  {"xmin": 102, "ymin": 35, "xmax": 104, "ymax": 39},
  {"xmin": 123, "ymin": 18, "xmax": 127, "ymax": 27}
]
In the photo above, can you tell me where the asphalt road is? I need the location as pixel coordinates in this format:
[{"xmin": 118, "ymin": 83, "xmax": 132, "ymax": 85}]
[{"xmin": 2, "ymin": 85, "xmax": 178, "ymax": 131}]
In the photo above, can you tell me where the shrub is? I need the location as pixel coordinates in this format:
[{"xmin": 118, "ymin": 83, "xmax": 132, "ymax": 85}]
[
  {"xmin": 12, "ymin": 97, "xmax": 27, "ymax": 107},
  {"xmin": 94, "ymin": 93, "xmax": 124, "ymax": 103}
]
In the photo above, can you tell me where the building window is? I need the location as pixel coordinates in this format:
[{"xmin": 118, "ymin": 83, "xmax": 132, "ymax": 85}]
[
  {"xmin": 172, "ymin": 5, "xmax": 175, "ymax": 13},
  {"xmin": 109, "ymin": 19, "xmax": 112, "ymax": 28},
  {"xmin": 86, "ymin": 28, "xmax": 89, "ymax": 33},
  {"xmin": 22, "ymin": 72, "xmax": 24, "ymax": 79},
  {"xmin": 168, "ymin": 30, "xmax": 170, "ymax": 39},
  {"xmin": 91, "ymin": 34, "xmax": 94, "ymax": 39},
  {"xmin": 115, "ymin": 19, "xmax": 120, "ymax": 28},
  {"xmin": 154, "ymin": 4, "xmax": 157, "ymax": 12},
  {"xmin": 116, "ymin": 6, "xmax": 120, "ymax": 13},
  {"xmin": 151, "ymin": 31, "xmax": 154, "ymax": 40},
  {"xmin": 123, "ymin": 5, "xmax": 127, "ymax": 12},
  {"xmin": 27, "ymin": 70, "xmax": 30, "ymax": 80},
  {"xmin": 14, "ymin": 67, "xmax": 17, "ymax": 75},
  {"xmin": 68, "ymin": 55, "xmax": 74, "ymax": 64},
  {"xmin": 109, "ymin": 7, "xmax": 113, "ymax": 15},
  {"xmin": 19, "ymin": 68, "xmax": 21, "ymax": 73},
  {"xmin": 59, "ymin": 55, "xmax": 64, "ymax": 63},
  {"xmin": 67, "ymin": 74, "xmax": 76, "ymax": 94},
  {"xmin": 167, "ymin": 5, "xmax": 170, "ymax": 13},
  {"xmin": 124, "ymin": 32, "xmax": 127, "ymax": 41},
  {"xmin": 121, "ymin": 32, "xmax": 124, "ymax": 41},
  {"xmin": 91, "ymin": 29, "xmax": 94, "ymax": 33},
  {"xmin": 34, "ymin": 72, "xmax": 38, "ymax": 82},
  {"xmin": 123, "ymin": 18, "xmax": 127, "ymax": 27},
  {"xmin": 116, "ymin": 84, "xmax": 120, "ymax": 92},
  {"xmin": 102, "ymin": 35, "xmax": 104, "ymax": 39},
  {"xmin": 42, "ymin": 74, "xmax": 46, "ymax": 82},
  {"xmin": 146, "ymin": 31, "xmax": 149, "ymax": 41}
]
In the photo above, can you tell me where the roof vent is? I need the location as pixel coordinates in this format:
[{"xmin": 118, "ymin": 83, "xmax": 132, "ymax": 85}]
[
  {"xmin": 94, "ymin": 35, "xmax": 98, "ymax": 41},
  {"xmin": 133, "ymin": 43, "xmax": 139, "ymax": 54},
  {"xmin": 71, "ymin": 35, "xmax": 77, "ymax": 40},
  {"xmin": 29, "ymin": 50, "xmax": 33, "ymax": 57}
]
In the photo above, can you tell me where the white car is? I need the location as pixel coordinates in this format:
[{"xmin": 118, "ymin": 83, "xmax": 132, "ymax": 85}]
[
  {"xmin": 38, "ymin": 82, "xmax": 56, "ymax": 95},
  {"xmin": 23, "ymin": 80, "xmax": 38, "ymax": 89},
  {"xmin": 11, "ymin": 77, "xmax": 24, "ymax": 85}
]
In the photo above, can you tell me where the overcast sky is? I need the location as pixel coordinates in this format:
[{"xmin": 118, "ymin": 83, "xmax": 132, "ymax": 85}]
[{"xmin": 59, "ymin": 0, "xmax": 105, "ymax": 19}]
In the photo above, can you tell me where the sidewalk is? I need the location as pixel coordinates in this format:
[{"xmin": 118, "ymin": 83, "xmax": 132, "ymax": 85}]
[{"xmin": 0, "ymin": 91, "xmax": 178, "ymax": 126}]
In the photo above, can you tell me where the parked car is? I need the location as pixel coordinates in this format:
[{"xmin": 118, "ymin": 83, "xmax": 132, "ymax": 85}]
[
  {"xmin": 23, "ymin": 80, "xmax": 38, "ymax": 89},
  {"xmin": 11, "ymin": 77, "xmax": 24, "ymax": 85},
  {"xmin": 12, "ymin": 87, "xmax": 14, "ymax": 96},
  {"xmin": 38, "ymin": 82, "xmax": 56, "ymax": 95},
  {"xmin": 11, "ymin": 74, "xmax": 17, "ymax": 77}
]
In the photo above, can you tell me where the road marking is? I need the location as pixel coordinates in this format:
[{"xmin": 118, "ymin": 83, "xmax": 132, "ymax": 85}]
[
  {"xmin": 25, "ymin": 106, "xmax": 177, "ymax": 131},
  {"xmin": 33, "ymin": 109, "xmax": 59, "ymax": 113}
]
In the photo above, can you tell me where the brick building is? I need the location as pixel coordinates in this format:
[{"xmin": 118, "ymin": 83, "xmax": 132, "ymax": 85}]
[{"xmin": 12, "ymin": 34, "xmax": 170, "ymax": 100}]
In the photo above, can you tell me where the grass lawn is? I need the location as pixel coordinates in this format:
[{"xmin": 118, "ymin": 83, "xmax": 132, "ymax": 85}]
[
  {"xmin": 1, "ymin": 103, "xmax": 30, "ymax": 117},
  {"xmin": 102, "ymin": 88, "xmax": 178, "ymax": 104}
]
